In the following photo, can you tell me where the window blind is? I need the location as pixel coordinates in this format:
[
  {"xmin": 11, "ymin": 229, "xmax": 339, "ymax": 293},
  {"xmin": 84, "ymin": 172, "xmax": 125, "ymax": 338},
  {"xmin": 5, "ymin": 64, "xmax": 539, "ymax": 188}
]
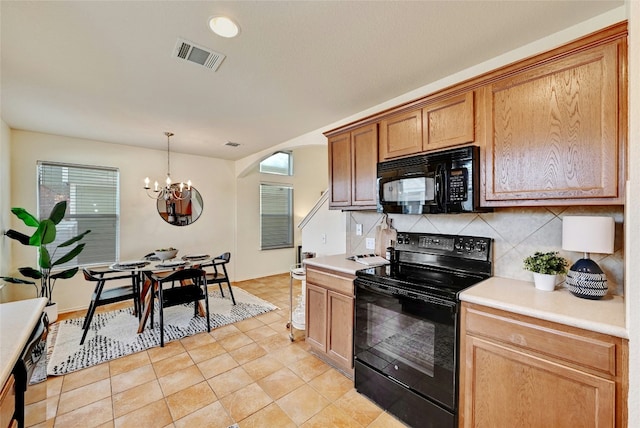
[
  {"xmin": 38, "ymin": 162, "xmax": 119, "ymax": 268},
  {"xmin": 260, "ymin": 183, "xmax": 293, "ymax": 250}
]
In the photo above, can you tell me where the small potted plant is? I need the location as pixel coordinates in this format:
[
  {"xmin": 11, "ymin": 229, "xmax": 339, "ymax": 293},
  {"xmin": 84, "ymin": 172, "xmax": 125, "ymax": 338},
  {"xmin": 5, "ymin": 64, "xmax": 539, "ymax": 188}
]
[
  {"xmin": 523, "ymin": 251, "xmax": 569, "ymax": 291},
  {"xmin": 1, "ymin": 201, "xmax": 90, "ymax": 321}
]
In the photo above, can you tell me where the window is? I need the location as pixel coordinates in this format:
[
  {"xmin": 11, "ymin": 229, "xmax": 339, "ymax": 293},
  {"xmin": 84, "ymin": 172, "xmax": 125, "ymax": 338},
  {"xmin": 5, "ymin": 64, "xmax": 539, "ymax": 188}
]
[
  {"xmin": 38, "ymin": 162, "xmax": 119, "ymax": 268},
  {"xmin": 259, "ymin": 151, "xmax": 292, "ymax": 176},
  {"xmin": 260, "ymin": 183, "xmax": 293, "ymax": 250}
]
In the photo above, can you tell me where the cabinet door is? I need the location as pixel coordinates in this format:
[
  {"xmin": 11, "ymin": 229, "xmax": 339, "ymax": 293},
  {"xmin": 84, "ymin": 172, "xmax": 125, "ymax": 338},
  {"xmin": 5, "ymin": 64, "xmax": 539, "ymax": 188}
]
[
  {"xmin": 423, "ymin": 91, "xmax": 474, "ymax": 150},
  {"xmin": 461, "ymin": 335, "xmax": 615, "ymax": 428},
  {"xmin": 379, "ymin": 108, "xmax": 423, "ymax": 160},
  {"xmin": 0, "ymin": 375, "xmax": 15, "ymax": 428},
  {"xmin": 305, "ymin": 282, "xmax": 327, "ymax": 352},
  {"xmin": 327, "ymin": 290, "xmax": 354, "ymax": 370},
  {"xmin": 484, "ymin": 41, "xmax": 622, "ymax": 205},
  {"xmin": 351, "ymin": 124, "xmax": 378, "ymax": 207},
  {"xmin": 328, "ymin": 132, "xmax": 352, "ymax": 208}
]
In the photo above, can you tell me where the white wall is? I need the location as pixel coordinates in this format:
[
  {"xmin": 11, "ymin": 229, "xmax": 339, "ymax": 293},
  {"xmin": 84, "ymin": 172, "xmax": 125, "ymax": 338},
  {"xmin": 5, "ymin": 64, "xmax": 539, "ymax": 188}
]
[
  {"xmin": 300, "ymin": 199, "xmax": 347, "ymax": 258},
  {"xmin": 6, "ymin": 130, "xmax": 236, "ymax": 311},
  {"xmin": 235, "ymin": 145, "xmax": 328, "ymax": 280},
  {"xmin": 0, "ymin": 120, "xmax": 11, "ymax": 302}
]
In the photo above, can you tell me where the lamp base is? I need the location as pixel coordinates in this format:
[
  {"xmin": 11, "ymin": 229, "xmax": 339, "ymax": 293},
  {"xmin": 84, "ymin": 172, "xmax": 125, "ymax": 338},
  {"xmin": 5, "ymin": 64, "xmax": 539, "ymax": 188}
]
[{"xmin": 566, "ymin": 258, "xmax": 607, "ymax": 300}]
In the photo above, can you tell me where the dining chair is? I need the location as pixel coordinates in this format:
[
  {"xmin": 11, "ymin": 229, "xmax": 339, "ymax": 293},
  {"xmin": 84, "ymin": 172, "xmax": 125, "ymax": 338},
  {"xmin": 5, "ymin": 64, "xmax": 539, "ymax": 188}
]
[
  {"xmin": 80, "ymin": 267, "xmax": 140, "ymax": 345},
  {"xmin": 149, "ymin": 268, "xmax": 209, "ymax": 347},
  {"xmin": 202, "ymin": 252, "xmax": 236, "ymax": 305}
]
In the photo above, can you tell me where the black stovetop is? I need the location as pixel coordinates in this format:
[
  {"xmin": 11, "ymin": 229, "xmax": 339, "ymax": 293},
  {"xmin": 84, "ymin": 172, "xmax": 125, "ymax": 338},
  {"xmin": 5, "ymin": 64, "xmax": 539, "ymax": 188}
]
[{"xmin": 355, "ymin": 232, "xmax": 493, "ymax": 301}]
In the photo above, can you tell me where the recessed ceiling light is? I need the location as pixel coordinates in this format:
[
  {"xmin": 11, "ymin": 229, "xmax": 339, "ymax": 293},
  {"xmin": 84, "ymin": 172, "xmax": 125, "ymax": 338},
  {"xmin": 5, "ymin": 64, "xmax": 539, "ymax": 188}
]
[{"xmin": 208, "ymin": 16, "xmax": 240, "ymax": 38}]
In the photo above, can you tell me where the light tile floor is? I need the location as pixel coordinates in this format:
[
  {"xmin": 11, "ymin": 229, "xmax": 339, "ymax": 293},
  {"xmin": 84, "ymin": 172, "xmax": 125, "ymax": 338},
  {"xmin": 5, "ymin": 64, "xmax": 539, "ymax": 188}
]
[{"xmin": 24, "ymin": 273, "xmax": 408, "ymax": 428}]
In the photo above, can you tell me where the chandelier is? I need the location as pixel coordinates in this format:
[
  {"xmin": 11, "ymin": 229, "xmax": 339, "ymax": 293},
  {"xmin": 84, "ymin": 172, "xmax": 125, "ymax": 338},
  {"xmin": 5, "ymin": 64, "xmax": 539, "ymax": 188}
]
[{"xmin": 144, "ymin": 132, "xmax": 192, "ymax": 200}]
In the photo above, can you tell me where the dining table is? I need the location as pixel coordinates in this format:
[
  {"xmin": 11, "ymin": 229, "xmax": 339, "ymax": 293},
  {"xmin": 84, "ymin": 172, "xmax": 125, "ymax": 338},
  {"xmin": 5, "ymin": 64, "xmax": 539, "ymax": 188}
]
[{"xmin": 109, "ymin": 253, "xmax": 213, "ymax": 333}]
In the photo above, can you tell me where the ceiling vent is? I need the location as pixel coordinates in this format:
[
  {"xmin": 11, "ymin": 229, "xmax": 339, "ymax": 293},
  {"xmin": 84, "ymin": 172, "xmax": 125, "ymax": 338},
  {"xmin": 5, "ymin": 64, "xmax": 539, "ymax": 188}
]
[{"xmin": 173, "ymin": 37, "xmax": 225, "ymax": 71}]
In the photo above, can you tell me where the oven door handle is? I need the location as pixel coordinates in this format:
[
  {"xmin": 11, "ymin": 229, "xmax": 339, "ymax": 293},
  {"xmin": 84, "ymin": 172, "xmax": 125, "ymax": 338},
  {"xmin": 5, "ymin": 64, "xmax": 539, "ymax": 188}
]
[{"xmin": 355, "ymin": 278, "xmax": 457, "ymax": 310}]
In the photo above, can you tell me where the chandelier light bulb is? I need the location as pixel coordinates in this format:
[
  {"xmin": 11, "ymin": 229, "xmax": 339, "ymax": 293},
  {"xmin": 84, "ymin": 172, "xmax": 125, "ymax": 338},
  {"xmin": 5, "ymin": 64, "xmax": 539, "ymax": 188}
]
[{"xmin": 143, "ymin": 132, "xmax": 193, "ymax": 201}]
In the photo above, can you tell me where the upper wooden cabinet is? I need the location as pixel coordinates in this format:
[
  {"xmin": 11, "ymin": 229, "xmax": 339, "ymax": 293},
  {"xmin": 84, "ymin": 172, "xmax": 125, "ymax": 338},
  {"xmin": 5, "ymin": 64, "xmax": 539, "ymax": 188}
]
[
  {"xmin": 483, "ymin": 39, "xmax": 626, "ymax": 205},
  {"xmin": 379, "ymin": 108, "xmax": 423, "ymax": 160},
  {"xmin": 325, "ymin": 22, "xmax": 627, "ymax": 207},
  {"xmin": 328, "ymin": 123, "xmax": 378, "ymax": 209},
  {"xmin": 379, "ymin": 91, "xmax": 476, "ymax": 160},
  {"xmin": 423, "ymin": 91, "xmax": 475, "ymax": 151},
  {"xmin": 328, "ymin": 132, "xmax": 351, "ymax": 208}
]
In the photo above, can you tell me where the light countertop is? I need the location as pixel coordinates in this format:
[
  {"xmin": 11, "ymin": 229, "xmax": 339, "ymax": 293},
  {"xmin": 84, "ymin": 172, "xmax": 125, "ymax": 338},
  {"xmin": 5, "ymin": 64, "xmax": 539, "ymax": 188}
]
[
  {"xmin": 303, "ymin": 254, "xmax": 366, "ymax": 276},
  {"xmin": 460, "ymin": 277, "xmax": 627, "ymax": 338},
  {"xmin": 0, "ymin": 298, "xmax": 47, "ymax": 387}
]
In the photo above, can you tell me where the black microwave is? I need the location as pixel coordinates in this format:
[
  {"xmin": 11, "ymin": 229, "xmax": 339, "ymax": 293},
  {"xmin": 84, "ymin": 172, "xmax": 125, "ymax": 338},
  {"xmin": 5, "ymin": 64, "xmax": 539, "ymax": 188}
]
[{"xmin": 377, "ymin": 146, "xmax": 485, "ymax": 214}]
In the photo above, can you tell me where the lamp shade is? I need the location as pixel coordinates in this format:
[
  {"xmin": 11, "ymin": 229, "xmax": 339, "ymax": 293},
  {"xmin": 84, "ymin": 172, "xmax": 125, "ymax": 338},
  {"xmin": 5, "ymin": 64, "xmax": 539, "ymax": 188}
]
[{"xmin": 562, "ymin": 216, "xmax": 614, "ymax": 254}]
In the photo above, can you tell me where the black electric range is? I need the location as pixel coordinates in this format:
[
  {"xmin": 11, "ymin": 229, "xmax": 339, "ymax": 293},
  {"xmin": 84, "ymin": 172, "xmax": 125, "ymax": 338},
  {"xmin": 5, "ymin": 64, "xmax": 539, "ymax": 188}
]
[{"xmin": 353, "ymin": 231, "xmax": 492, "ymax": 428}]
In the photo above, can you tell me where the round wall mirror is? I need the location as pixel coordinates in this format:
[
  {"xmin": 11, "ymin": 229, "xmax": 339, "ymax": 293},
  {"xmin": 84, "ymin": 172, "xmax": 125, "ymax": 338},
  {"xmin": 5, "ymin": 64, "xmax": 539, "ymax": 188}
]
[{"xmin": 156, "ymin": 185, "xmax": 204, "ymax": 226}]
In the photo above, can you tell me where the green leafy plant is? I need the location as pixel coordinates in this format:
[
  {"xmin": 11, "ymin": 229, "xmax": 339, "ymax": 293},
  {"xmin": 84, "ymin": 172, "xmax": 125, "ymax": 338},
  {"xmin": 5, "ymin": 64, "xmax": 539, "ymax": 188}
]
[
  {"xmin": 523, "ymin": 251, "xmax": 569, "ymax": 275},
  {"xmin": 1, "ymin": 201, "xmax": 91, "ymax": 305}
]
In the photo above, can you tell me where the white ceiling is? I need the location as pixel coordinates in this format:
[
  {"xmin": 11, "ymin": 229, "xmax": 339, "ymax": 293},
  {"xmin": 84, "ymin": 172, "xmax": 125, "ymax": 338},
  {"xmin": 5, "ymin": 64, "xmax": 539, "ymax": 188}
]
[{"xmin": 0, "ymin": 1, "xmax": 624, "ymax": 161}]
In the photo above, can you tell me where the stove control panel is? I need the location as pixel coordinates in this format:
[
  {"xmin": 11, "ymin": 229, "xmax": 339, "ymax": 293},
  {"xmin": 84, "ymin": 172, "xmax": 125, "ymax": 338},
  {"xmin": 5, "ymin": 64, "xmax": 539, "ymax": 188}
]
[{"xmin": 395, "ymin": 232, "xmax": 491, "ymax": 261}]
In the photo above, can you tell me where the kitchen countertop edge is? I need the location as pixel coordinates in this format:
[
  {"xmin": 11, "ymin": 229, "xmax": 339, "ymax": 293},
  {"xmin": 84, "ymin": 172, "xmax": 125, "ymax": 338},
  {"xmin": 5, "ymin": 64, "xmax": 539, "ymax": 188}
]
[
  {"xmin": 460, "ymin": 277, "xmax": 627, "ymax": 339},
  {"xmin": 0, "ymin": 297, "xmax": 48, "ymax": 387},
  {"xmin": 303, "ymin": 254, "xmax": 366, "ymax": 276}
]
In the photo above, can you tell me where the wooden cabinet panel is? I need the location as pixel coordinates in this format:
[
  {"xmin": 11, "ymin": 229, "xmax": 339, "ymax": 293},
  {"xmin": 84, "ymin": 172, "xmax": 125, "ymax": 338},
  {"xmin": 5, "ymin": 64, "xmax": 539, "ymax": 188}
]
[
  {"xmin": 459, "ymin": 303, "xmax": 628, "ymax": 428},
  {"xmin": 305, "ymin": 267, "xmax": 355, "ymax": 376},
  {"xmin": 305, "ymin": 282, "xmax": 327, "ymax": 352},
  {"xmin": 484, "ymin": 41, "xmax": 623, "ymax": 205},
  {"xmin": 464, "ymin": 305, "xmax": 616, "ymax": 376},
  {"xmin": 423, "ymin": 91, "xmax": 474, "ymax": 150},
  {"xmin": 351, "ymin": 125, "xmax": 378, "ymax": 206},
  {"xmin": 306, "ymin": 267, "xmax": 354, "ymax": 296},
  {"xmin": 464, "ymin": 336, "xmax": 615, "ymax": 428},
  {"xmin": 379, "ymin": 108, "xmax": 422, "ymax": 160},
  {"xmin": 0, "ymin": 375, "xmax": 16, "ymax": 428},
  {"xmin": 328, "ymin": 132, "xmax": 352, "ymax": 208},
  {"xmin": 327, "ymin": 291, "xmax": 354, "ymax": 369},
  {"xmin": 328, "ymin": 124, "xmax": 377, "ymax": 209}
]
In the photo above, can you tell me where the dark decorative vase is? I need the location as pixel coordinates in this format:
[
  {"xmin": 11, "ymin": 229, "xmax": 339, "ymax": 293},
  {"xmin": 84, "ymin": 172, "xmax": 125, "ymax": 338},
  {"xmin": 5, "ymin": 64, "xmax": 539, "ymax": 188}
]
[{"xmin": 565, "ymin": 258, "xmax": 607, "ymax": 300}]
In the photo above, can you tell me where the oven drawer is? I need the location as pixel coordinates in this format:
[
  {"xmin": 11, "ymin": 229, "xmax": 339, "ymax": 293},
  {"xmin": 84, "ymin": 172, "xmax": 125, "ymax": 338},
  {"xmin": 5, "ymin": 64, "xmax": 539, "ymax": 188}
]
[
  {"xmin": 463, "ymin": 303, "xmax": 617, "ymax": 377},
  {"xmin": 306, "ymin": 267, "xmax": 354, "ymax": 296}
]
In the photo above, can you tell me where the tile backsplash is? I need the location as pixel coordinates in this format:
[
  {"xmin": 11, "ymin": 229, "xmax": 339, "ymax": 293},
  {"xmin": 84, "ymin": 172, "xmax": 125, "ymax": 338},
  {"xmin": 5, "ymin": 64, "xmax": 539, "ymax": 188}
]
[{"xmin": 347, "ymin": 206, "xmax": 625, "ymax": 295}]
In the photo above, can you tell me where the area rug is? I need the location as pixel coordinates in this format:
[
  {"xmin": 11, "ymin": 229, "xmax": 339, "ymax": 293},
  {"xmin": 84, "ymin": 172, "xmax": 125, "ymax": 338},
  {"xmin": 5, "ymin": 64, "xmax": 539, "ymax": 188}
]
[{"xmin": 37, "ymin": 288, "xmax": 277, "ymax": 380}]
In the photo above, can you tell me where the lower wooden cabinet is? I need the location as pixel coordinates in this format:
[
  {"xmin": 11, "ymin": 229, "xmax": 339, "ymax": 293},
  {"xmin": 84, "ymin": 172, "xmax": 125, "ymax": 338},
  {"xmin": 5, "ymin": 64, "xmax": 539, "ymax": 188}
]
[
  {"xmin": 306, "ymin": 282, "xmax": 327, "ymax": 351},
  {"xmin": 305, "ymin": 266, "xmax": 355, "ymax": 376},
  {"xmin": 459, "ymin": 302, "xmax": 628, "ymax": 428},
  {"xmin": 0, "ymin": 375, "xmax": 16, "ymax": 428},
  {"xmin": 326, "ymin": 290, "xmax": 354, "ymax": 370}
]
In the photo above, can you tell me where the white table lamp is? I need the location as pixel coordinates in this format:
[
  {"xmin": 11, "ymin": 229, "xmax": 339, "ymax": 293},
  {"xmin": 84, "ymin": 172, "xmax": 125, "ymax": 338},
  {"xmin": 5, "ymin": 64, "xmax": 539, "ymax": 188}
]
[{"xmin": 562, "ymin": 216, "xmax": 615, "ymax": 299}]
